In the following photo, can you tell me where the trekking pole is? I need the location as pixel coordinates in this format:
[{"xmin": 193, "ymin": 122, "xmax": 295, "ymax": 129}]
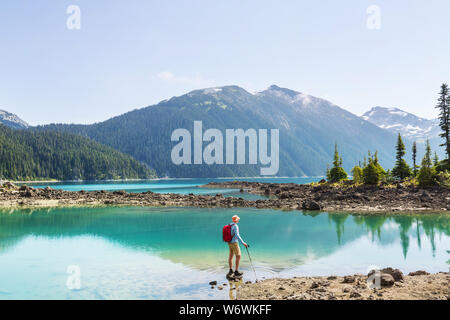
[{"xmin": 245, "ymin": 246, "xmax": 258, "ymax": 282}]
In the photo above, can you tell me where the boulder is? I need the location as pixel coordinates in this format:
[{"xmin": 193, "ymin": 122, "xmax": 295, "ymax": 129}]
[
  {"xmin": 380, "ymin": 273, "xmax": 395, "ymax": 287},
  {"xmin": 368, "ymin": 267, "xmax": 404, "ymax": 282},
  {"xmin": 301, "ymin": 200, "xmax": 322, "ymax": 211},
  {"xmin": 342, "ymin": 276, "xmax": 355, "ymax": 283},
  {"xmin": 349, "ymin": 291, "xmax": 361, "ymax": 298},
  {"xmin": 279, "ymin": 192, "xmax": 290, "ymax": 199},
  {"xmin": 380, "ymin": 267, "xmax": 404, "ymax": 282},
  {"xmin": 310, "ymin": 282, "xmax": 319, "ymax": 289}
]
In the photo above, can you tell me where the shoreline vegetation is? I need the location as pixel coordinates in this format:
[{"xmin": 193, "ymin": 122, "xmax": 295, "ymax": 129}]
[{"xmin": 0, "ymin": 180, "xmax": 449, "ymax": 214}]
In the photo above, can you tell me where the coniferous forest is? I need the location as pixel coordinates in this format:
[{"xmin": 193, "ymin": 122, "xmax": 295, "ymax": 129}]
[{"xmin": 0, "ymin": 125, "xmax": 156, "ymax": 181}]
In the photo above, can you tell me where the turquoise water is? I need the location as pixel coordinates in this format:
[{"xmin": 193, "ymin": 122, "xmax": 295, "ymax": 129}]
[
  {"xmin": 26, "ymin": 177, "xmax": 321, "ymax": 195},
  {"xmin": 0, "ymin": 206, "xmax": 448, "ymax": 300}
]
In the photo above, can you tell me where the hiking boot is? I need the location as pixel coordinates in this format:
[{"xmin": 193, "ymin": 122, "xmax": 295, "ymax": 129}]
[
  {"xmin": 234, "ymin": 270, "xmax": 243, "ymax": 277},
  {"xmin": 227, "ymin": 269, "xmax": 234, "ymax": 277}
]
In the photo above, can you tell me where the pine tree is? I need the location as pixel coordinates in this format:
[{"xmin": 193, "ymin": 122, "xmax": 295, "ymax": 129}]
[
  {"xmin": 412, "ymin": 141, "xmax": 418, "ymax": 177},
  {"xmin": 417, "ymin": 140, "xmax": 436, "ymax": 186},
  {"xmin": 351, "ymin": 165, "xmax": 363, "ymax": 184},
  {"xmin": 373, "ymin": 151, "xmax": 387, "ymax": 179},
  {"xmin": 363, "ymin": 156, "xmax": 380, "ymax": 185},
  {"xmin": 392, "ymin": 133, "xmax": 412, "ymax": 180},
  {"xmin": 328, "ymin": 144, "xmax": 348, "ymax": 182},
  {"xmin": 436, "ymin": 83, "xmax": 450, "ymax": 159}
]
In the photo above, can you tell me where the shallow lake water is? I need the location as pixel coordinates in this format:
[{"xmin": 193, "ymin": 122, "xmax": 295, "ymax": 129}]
[
  {"xmin": 0, "ymin": 206, "xmax": 448, "ymax": 300},
  {"xmin": 26, "ymin": 177, "xmax": 320, "ymax": 195}
]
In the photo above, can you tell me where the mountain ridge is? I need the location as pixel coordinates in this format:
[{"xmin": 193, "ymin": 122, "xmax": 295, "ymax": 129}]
[{"xmin": 35, "ymin": 84, "xmax": 404, "ymax": 177}]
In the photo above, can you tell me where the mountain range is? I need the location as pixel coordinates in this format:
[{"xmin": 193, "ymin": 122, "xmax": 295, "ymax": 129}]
[
  {"xmin": 35, "ymin": 85, "xmax": 404, "ymax": 177},
  {"xmin": 3, "ymin": 85, "xmax": 445, "ymax": 179}
]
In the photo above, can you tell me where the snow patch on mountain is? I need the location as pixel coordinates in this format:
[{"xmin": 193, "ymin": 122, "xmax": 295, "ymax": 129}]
[
  {"xmin": 0, "ymin": 109, "xmax": 29, "ymax": 129},
  {"xmin": 361, "ymin": 106, "xmax": 439, "ymax": 140}
]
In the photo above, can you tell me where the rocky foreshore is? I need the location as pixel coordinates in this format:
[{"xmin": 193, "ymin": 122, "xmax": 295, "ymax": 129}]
[
  {"xmin": 235, "ymin": 269, "xmax": 449, "ymax": 300},
  {"xmin": 0, "ymin": 181, "xmax": 449, "ymax": 213},
  {"xmin": 202, "ymin": 181, "xmax": 450, "ymax": 213}
]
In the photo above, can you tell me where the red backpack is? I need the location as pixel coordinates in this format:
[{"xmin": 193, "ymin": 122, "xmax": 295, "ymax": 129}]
[{"xmin": 222, "ymin": 223, "xmax": 234, "ymax": 242}]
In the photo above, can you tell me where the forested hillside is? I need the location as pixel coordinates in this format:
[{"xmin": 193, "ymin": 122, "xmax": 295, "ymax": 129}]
[{"xmin": 0, "ymin": 125, "xmax": 156, "ymax": 181}]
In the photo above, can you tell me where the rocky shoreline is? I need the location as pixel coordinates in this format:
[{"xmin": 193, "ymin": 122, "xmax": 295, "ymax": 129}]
[
  {"xmin": 202, "ymin": 181, "xmax": 450, "ymax": 213},
  {"xmin": 235, "ymin": 269, "xmax": 449, "ymax": 300},
  {"xmin": 0, "ymin": 181, "xmax": 449, "ymax": 214}
]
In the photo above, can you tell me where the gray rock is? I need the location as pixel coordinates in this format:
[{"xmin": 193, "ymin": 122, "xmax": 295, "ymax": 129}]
[
  {"xmin": 342, "ymin": 276, "xmax": 355, "ymax": 283},
  {"xmin": 380, "ymin": 273, "xmax": 395, "ymax": 287},
  {"xmin": 368, "ymin": 267, "xmax": 404, "ymax": 282},
  {"xmin": 301, "ymin": 200, "xmax": 322, "ymax": 211}
]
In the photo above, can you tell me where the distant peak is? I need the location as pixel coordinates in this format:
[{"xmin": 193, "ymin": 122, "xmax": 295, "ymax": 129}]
[
  {"xmin": 268, "ymin": 84, "xmax": 282, "ymax": 90},
  {"xmin": 263, "ymin": 85, "xmax": 300, "ymax": 97},
  {"xmin": 0, "ymin": 109, "xmax": 29, "ymax": 129},
  {"xmin": 185, "ymin": 85, "xmax": 251, "ymax": 96}
]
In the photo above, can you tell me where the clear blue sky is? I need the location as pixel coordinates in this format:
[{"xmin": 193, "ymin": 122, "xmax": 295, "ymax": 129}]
[{"xmin": 1, "ymin": 0, "xmax": 449, "ymax": 125}]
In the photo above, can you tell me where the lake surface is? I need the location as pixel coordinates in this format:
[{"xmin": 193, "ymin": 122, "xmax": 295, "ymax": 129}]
[
  {"xmin": 0, "ymin": 206, "xmax": 448, "ymax": 300},
  {"xmin": 26, "ymin": 177, "xmax": 321, "ymax": 195}
]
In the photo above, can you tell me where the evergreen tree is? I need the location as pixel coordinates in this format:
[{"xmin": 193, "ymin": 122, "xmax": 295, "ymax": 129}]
[
  {"xmin": 362, "ymin": 151, "xmax": 386, "ymax": 185},
  {"xmin": 417, "ymin": 140, "xmax": 437, "ymax": 186},
  {"xmin": 373, "ymin": 151, "xmax": 387, "ymax": 179},
  {"xmin": 412, "ymin": 141, "xmax": 418, "ymax": 177},
  {"xmin": 363, "ymin": 158, "xmax": 380, "ymax": 185},
  {"xmin": 435, "ymin": 83, "xmax": 450, "ymax": 159},
  {"xmin": 392, "ymin": 133, "xmax": 412, "ymax": 180},
  {"xmin": 351, "ymin": 165, "xmax": 363, "ymax": 184},
  {"xmin": 433, "ymin": 152, "xmax": 439, "ymax": 166},
  {"xmin": 328, "ymin": 144, "xmax": 348, "ymax": 182}
]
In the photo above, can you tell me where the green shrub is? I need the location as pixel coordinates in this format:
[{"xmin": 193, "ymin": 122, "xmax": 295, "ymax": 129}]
[
  {"xmin": 417, "ymin": 166, "xmax": 437, "ymax": 186},
  {"xmin": 436, "ymin": 170, "xmax": 450, "ymax": 188},
  {"xmin": 329, "ymin": 166, "xmax": 348, "ymax": 182},
  {"xmin": 351, "ymin": 166, "xmax": 363, "ymax": 184},
  {"xmin": 363, "ymin": 162, "xmax": 380, "ymax": 185},
  {"xmin": 436, "ymin": 159, "xmax": 450, "ymax": 173}
]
